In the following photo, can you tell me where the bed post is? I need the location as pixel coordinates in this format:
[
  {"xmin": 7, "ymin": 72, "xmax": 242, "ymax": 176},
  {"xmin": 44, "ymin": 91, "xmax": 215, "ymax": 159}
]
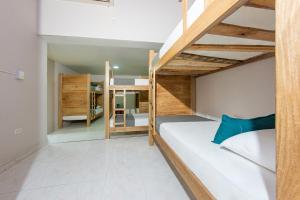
[
  {"xmin": 182, "ymin": 0, "xmax": 188, "ymax": 32},
  {"xmin": 58, "ymin": 73, "xmax": 63, "ymax": 129},
  {"xmin": 149, "ymin": 50, "xmax": 157, "ymax": 145},
  {"xmin": 276, "ymin": 0, "xmax": 300, "ymax": 199},
  {"xmin": 105, "ymin": 61, "xmax": 111, "ymax": 139},
  {"xmin": 86, "ymin": 74, "xmax": 91, "ymax": 127}
]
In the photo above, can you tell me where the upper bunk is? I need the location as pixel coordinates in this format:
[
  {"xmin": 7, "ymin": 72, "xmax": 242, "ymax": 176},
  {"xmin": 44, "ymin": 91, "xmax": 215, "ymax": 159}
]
[
  {"xmin": 153, "ymin": 0, "xmax": 275, "ymax": 76},
  {"xmin": 105, "ymin": 61, "xmax": 149, "ymax": 91}
]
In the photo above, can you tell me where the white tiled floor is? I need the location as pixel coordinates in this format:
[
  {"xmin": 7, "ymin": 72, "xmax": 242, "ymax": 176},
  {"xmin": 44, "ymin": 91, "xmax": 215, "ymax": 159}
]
[
  {"xmin": 0, "ymin": 136, "xmax": 190, "ymax": 200},
  {"xmin": 48, "ymin": 118, "xmax": 105, "ymax": 143}
]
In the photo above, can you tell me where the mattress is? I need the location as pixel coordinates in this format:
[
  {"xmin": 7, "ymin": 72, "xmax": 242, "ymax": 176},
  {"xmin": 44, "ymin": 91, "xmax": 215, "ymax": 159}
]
[
  {"xmin": 155, "ymin": 115, "xmax": 211, "ymax": 132},
  {"xmin": 110, "ymin": 78, "xmax": 148, "ymax": 86},
  {"xmin": 110, "ymin": 113, "xmax": 148, "ymax": 127},
  {"xmin": 63, "ymin": 115, "xmax": 87, "ymax": 121},
  {"xmin": 159, "ymin": 0, "xmax": 204, "ymax": 58},
  {"xmin": 132, "ymin": 113, "xmax": 149, "ymax": 126},
  {"xmin": 158, "ymin": 2, "xmax": 275, "ymax": 59},
  {"xmin": 159, "ymin": 121, "xmax": 275, "ymax": 200}
]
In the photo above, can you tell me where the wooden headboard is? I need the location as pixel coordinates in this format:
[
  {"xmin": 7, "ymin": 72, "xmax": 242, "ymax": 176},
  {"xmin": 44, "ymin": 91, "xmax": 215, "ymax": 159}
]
[{"xmin": 156, "ymin": 75, "xmax": 194, "ymax": 116}]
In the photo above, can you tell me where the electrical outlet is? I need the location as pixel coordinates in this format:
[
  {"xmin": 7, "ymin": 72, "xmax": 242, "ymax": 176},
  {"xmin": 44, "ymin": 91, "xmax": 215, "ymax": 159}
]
[{"xmin": 14, "ymin": 128, "xmax": 23, "ymax": 135}]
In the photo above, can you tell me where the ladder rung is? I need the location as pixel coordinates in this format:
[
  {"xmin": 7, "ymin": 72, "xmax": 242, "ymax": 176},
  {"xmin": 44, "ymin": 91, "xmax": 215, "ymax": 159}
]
[
  {"xmin": 115, "ymin": 108, "xmax": 125, "ymax": 111},
  {"xmin": 115, "ymin": 122, "xmax": 124, "ymax": 125}
]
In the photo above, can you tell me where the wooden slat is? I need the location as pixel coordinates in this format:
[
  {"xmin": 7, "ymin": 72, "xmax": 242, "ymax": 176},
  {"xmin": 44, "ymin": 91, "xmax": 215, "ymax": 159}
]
[
  {"xmin": 177, "ymin": 53, "xmax": 241, "ymax": 64},
  {"xmin": 198, "ymin": 52, "xmax": 275, "ymax": 76},
  {"xmin": 246, "ymin": 0, "xmax": 275, "ymax": 10},
  {"xmin": 163, "ymin": 66, "xmax": 221, "ymax": 71},
  {"xmin": 188, "ymin": 44, "xmax": 275, "ymax": 52},
  {"xmin": 168, "ymin": 60, "xmax": 232, "ymax": 68},
  {"xmin": 276, "ymin": 0, "xmax": 300, "ymax": 199},
  {"xmin": 209, "ymin": 23, "xmax": 275, "ymax": 41},
  {"xmin": 156, "ymin": 0, "xmax": 248, "ymax": 71},
  {"xmin": 110, "ymin": 126, "xmax": 148, "ymax": 133}
]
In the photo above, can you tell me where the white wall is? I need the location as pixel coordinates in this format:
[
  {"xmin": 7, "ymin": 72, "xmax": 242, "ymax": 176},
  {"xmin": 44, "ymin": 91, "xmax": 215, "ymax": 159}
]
[
  {"xmin": 0, "ymin": 0, "xmax": 46, "ymax": 171},
  {"xmin": 196, "ymin": 58, "xmax": 275, "ymax": 119},
  {"xmin": 39, "ymin": 0, "xmax": 181, "ymax": 43},
  {"xmin": 47, "ymin": 59, "xmax": 55, "ymax": 133}
]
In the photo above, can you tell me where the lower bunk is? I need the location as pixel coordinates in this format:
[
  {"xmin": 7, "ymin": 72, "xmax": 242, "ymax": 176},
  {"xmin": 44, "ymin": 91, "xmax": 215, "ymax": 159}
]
[
  {"xmin": 154, "ymin": 118, "xmax": 275, "ymax": 200},
  {"xmin": 109, "ymin": 113, "xmax": 149, "ymax": 133}
]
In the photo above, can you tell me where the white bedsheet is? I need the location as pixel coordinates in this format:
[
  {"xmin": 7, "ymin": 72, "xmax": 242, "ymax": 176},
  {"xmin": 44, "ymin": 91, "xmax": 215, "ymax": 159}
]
[
  {"xmin": 109, "ymin": 113, "xmax": 148, "ymax": 127},
  {"xmin": 63, "ymin": 115, "xmax": 87, "ymax": 121},
  {"xmin": 159, "ymin": 0, "xmax": 204, "ymax": 58},
  {"xmin": 132, "ymin": 113, "xmax": 148, "ymax": 126},
  {"xmin": 159, "ymin": 121, "xmax": 275, "ymax": 200}
]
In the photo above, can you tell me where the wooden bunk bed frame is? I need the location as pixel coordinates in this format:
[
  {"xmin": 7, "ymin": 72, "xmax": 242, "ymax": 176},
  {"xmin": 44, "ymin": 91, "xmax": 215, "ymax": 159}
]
[
  {"xmin": 58, "ymin": 74, "xmax": 104, "ymax": 128},
  {"xmin": 104, "ymin": 61, "xmax": 149, "ymax": 139},
  {"xmin": 149, "ymin": 0, "xmax": 300, "ymax": 199}
]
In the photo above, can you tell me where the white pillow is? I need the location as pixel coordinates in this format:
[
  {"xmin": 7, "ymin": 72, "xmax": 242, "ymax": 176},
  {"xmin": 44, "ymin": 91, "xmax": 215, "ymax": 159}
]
[{"xmin": 220, "ymin": 129, "xmax": 276, "ymax": 172}]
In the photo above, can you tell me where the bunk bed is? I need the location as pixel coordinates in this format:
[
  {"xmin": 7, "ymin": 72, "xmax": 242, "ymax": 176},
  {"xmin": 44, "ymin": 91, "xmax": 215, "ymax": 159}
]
[
  {"xmin": 58, "ymin": 74, "xmax": 104, "ymax": 128},
  {"xmin": 104, "ymin": 61, "xmax": 149, "ymax": 138},
  {"xmin": 148, "ymin": 0, "xmax": 279, "ymax": 199}
]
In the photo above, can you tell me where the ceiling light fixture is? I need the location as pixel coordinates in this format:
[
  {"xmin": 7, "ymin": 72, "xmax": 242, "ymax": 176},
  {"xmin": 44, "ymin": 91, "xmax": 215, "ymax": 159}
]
[{"xmin": 113, "ymin": 65, "xmax": 119, "ymax": 69}]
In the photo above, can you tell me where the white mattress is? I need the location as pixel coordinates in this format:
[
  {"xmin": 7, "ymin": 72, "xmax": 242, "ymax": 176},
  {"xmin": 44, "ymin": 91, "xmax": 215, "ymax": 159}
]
[
  {"xmin": 109, "ymin": 113, "xmax": 148, "ymax": 127},
  {"xmin": 159, "ymin": 0, "xmax": 204, "ymax": 58},
  {"xmin": 110, "ymin": 78, "xmax": 149, "ymax": 86},
  {"xmin": 159, "ymin": 2, "xmax": 275, "ymax": 59},
  {"xmin": 63, "ymin": 115, "xmax": 87, "ymax": 121},
  {"xmin": 132, "ymin": 113, "xmax": 149, "ymax": 126},
  {"xmin": 159, "ymin": 121, "xmax": 275, "ymax": 200}
]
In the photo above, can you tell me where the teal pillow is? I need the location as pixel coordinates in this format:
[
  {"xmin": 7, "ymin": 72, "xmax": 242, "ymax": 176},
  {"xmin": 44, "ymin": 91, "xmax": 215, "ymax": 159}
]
[{"xmin": 212, "ymin": 114, "xmax": 275, "ymax": 144}]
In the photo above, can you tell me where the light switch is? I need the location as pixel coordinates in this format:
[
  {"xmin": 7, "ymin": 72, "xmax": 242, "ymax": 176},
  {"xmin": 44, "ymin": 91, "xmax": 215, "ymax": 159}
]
[{"xmin": 16, "ymin": 70, "xmax": 25, "ymax": 80}]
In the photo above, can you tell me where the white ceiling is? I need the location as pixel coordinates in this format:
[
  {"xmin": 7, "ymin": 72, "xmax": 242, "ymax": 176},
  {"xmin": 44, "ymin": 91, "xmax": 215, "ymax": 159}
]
[{"xmin": 47, "ymin": 36, "xmax": 161, "ymax": 75}]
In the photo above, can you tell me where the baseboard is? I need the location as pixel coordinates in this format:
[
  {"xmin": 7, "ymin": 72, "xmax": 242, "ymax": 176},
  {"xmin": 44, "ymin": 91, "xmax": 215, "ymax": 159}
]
[
  {"xmin": 196, "ymin": 113, "xmax": 220, "ymax": 121},
  {"xmin": 0, "ymin": 143, "xmax": 46, "ymax": 175}
]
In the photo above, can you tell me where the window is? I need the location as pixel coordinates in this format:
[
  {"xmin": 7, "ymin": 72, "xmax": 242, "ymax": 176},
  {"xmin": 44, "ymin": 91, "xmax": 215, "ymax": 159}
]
[{"xmin": 66, "ymin": 0, "xmax": 114, "ymax": 6}]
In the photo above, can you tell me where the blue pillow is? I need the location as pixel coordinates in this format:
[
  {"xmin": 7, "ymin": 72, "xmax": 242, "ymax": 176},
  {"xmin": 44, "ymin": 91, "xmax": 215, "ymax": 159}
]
[{"xmin": 212, "ymin": 114, "xmax": 275, "ymax": 144}]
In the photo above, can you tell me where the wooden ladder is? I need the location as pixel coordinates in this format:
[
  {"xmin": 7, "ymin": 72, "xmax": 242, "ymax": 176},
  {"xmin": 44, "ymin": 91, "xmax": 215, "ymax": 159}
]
[{"xmin": 113, "ymin": 89, "xmax": 126, "ymax": 127}]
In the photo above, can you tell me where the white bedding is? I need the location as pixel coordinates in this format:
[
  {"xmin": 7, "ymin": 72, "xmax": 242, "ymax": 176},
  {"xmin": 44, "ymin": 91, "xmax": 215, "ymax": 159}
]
[
  {"xmin": 132, "ymin": 113, "xmax": 149, "ymax": 126},
  {"xmin": 109, "ymin": 113, "xmax": 148, "ymax": 127},
  {"xmin": 159, "ymin": 2, "xmax": 275, "ymax": 59},
  {"xmin": 159, "ymin": 121, "xmax": 275, "ymax": 200},
  {"xmin": 63, "ymin": 115, "xmax": 87, "ymax": 121}
]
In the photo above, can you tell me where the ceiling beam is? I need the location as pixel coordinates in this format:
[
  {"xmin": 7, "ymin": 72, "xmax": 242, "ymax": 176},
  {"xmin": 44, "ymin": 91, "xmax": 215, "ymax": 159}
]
[
  {"xmin": 187, "ymin": 44, "xmax": 275, "ymax": 52},
  {"xmin": 208, "ymin": 23, "xmax": 275, "ymax": 41},
  {"xmin": 245, "ymin": 0, "xmax": 275, "ymax": 10}
]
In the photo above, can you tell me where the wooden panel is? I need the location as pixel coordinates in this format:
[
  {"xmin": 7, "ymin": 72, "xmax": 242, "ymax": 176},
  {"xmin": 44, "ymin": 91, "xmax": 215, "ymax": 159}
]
[
  {"xmin": 188, "ymin": 44, "xmax": 275, "ymax": 52},
  {"xmin": 209, "ymin": 23, "xmax": 275, "ymax": 41},
  {"xmin": 156, "ymin": 75, "xmax": 192, "ymax": 116},
  {"xmin": 276, "ymin": 0, "xmax": 300, "ymax": 199},
  {"xmin": 204, "ymin": 0, "xmax": 215, "ymax": 8},
  {"xmin": 156, "ymin": 0, "xmax": 248, "ymax": 71},
  {"xmin": 246, "ymin": 0, "xmax": 275, "ymax": 10},
  {"xmin": 154, "ymin": 132, "xmax": 215, "ymax": 200},
  {"xmin": 63, "ymin": 107, "xmax": 87, "ymax": 116}
]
